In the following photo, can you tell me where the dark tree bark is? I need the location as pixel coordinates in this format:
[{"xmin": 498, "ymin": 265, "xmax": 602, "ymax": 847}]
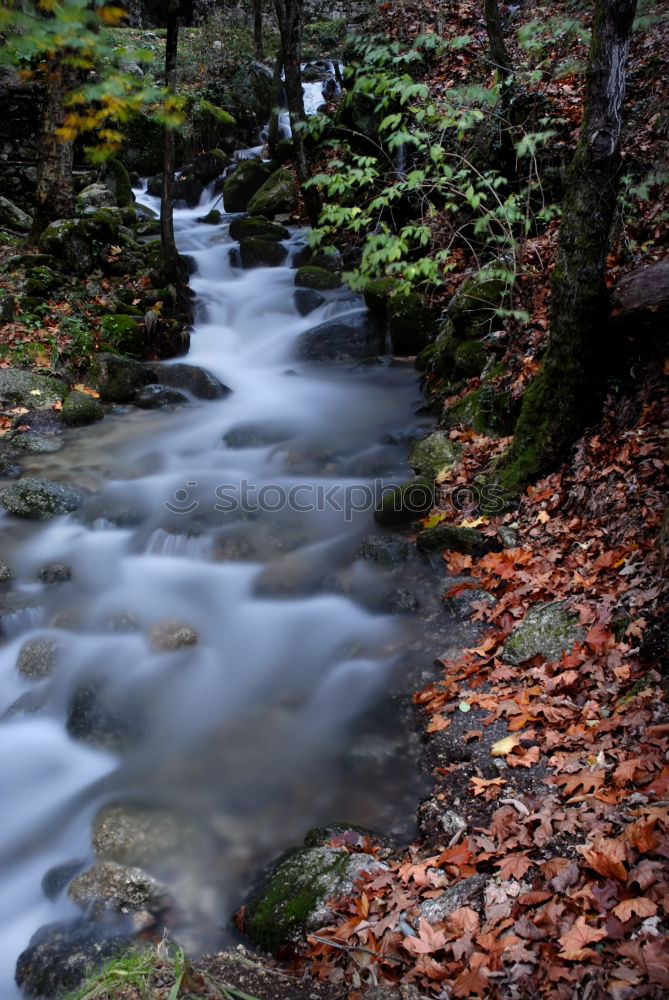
[
  {"xmin": 160, "ymin": 0, "xmax": 181, "ymax": 283},
  {"xmin": 484, "ymin": 0, "xmax": 512, "ymax": 75},
  {"xmin": 29, "ymin": 58, "xmax": 77, "ymax": 239},
  {"xmin": 267, "ymin": 45, "xmax": 285, "ymax": 156},
  {"xmin": 496, "ymin": 0, "xmax": 638, "ymax": 494},
  {"xmin": 253, "ymin": 0, "xmax": 264, "ymax": 59}
]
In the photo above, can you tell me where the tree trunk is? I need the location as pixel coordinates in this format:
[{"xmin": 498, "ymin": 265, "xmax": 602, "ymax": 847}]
[
  {"xmin": 253, "ymin": 0, "xmax": 264, "ymax": 59},
  {"xmin": 30, "ymin": 60, "xmax": 77, "ymax": 239},
  {"xmin": 267, "ymin": 46, "xmax": 285, "ymax": 156},
  {"xmin": 484, "ymin": 0, "xmax": 512, "ymax": 75},
  {"xmin": 495, "ymin": 0, "xmax": 638, "ymax": 494},
  {"xmin": 160, "ymin": 0, "xmax": 181, "ymax": 283}
]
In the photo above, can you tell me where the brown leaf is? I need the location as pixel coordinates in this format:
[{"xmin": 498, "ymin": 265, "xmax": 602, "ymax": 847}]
[
  {"xmin": 402, "ymin": 919, "xmax": 447, "ymax": 955},
  {"xmin": 558, "ymin": 916, "xmax": 607, "ymax": 960},
  {"xmin": 495, "ymin": 853, "xmax": 535, "ymax": 880},
  {"xmin": 612, "ymin": 897, "xmax": 657, "ymax": 922}
]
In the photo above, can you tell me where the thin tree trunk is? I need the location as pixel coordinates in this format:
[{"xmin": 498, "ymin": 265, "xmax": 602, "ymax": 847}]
[
  {"xmin": 496, "ymin": 0, "xmax": 638, "ymax": 493},
  {"xmin": 30, "ymin": 60, "xmax": 77, "ymax": 239},
  {"xmin": 160, "ymin": 0, "xmax": 181, "ymax": 283},
  {"xmin": 484, "ymin": 0, "xmax": 512, "ymax": 75},
  {"xmin": 253, "ymin": 0, "xmax": 264, "ymax": 59},
  {"xmin": 267, "ymin": 46, "xmax": 284, "ymax": 155}
]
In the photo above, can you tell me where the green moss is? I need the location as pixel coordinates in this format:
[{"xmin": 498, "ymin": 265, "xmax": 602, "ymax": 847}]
[
  {"xmin": 99, "ymin": 314, "xmax": 143, "ymax": 358},
  {"xmin": 416, "ymin": 523, "xmax": 499, "ymax": 557},
  {"xmin": 295, "ymin": 266, "xmax": 341, "ymax": 291},
  {"xmin": 453, "ymin": 338, "xmax": 487, "ymax": 377},
  {"xmin": 502, "ymin": 601, "xmax": 585, "ymax": 665},
  {"xmin": 222, "ymin": 160, "xmax": 271, "ymax": 213},
  {"xmin": 363, "ymin": 277, "xmax": 399, "ymax": 319},
  {"xmin": 247, "ymin": 167, "xmax": 298, "ymax": 218},
  {"xmin": 196, "ymin": 209, "xmax": 222, "ymax": 225},
  {"xmin": 409, "ymin": 431, "xmax": 461, "ymax": 480},
  {"xmin": 238, "ymin": 237, "xmax": 288, "ymax": 268},
  {"xmin": 61, "ymin": 391, "xmax": 104, "ymax": 426},
  {"xmin": 374, "ymin": 477, "xmax": 435, "ymax": 526},
  {"xmin": 103, "ymin": 158, "xmax": 133, "ymax": 208},
  {"xmin": 387, "ymin": 291, "xmax": 437, "ymax": 355},
  {"xmin": 441, "ymin": 382, "xmax": 518, "ymax": 437},
  {"xmin": 228, "ymin": 217, "xmax": 289, "ymax": 242}
]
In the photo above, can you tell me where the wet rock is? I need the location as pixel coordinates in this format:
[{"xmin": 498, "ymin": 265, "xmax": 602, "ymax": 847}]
[
  {"xmin": 294, "ymin": 288, "xmax": 326, "ymax": 316},
  {"xmin": 37, "ymin": 219, "xmax": 95, "ymax": 275},
  {"xmin": 408, "ymin": 431, "xmax": 461, "ymax": 480},
  {"xmin": 247, "ymin": 167, "xmax": 298, "ymax": 218},
  {"xmin": 38, "ymin": 563, "xmax": 72, "ymax": 585},
  {"xmin": 41, "ymin": 860, "xmax": 87, "ymax": 900},
  {"xmin": 228, "ymin": 217, "xmax": 289, "ymax": 242},
  {"xmin": 221, "ymin": 159, "xmax": 271, "ymax": 213},
  {"xmin": 15, "ymin": 918, "xmax": 134, "ymax": 999},
  {"xmin": 0, "ymin": 369, "xmax": 68, "ymax": 408},
  {"xmin": 17, "ymin": 636, "xmax": 60, "ymax": 680},
  {"xmin": 223, "ymin": 422, "xmax": 294, "ymax": 448},
  {"xmin": 102, "ymin": 158, "xmax": 133, "ymax": 207},
  {"xmin": 420, "ymin": 873, "xmax": 487, "ymax": 924},
  {"xmin": 174, "ymin": 150, "xmax": 229, "ymax": 207},
  {"xmin": 0, "ymin": 456, "xmax": 22, "ymax": 478},
  {"xmin": 358, "ymin": 535, "xmax": 415, "ymax": 567},
  {"xmin": 1, "ymin": 478, "xmax": 86, "ymax": 519},
  {"xmin": 90, "ymin": 352, "xmax": 151, "ymax": 403},
  {"xmin": 149, "ymin": 620, "xmax": 199, "ymax": 652},
  {"xmin": 66, "ymin": 680, "xmax": 138, "ymax": 750},
  {"xmin": 134, "ymin": 384, "xmax": 189, "ymax": 409},
  {"xmin": 0, "ymin": 559, "xmax": 12, "ymax": 583},
  {"xmin": 374, "ymin": 477, "xmax": 435, "ymax": 527},
  {"xmin": 143, "ymin": 362, "xmax": 231, "ymax": 400},
  {"xmin": 68, "ymin": 860, "xmax": 169, "ymax": 917},
  {"xmin": 61, "ymin": 390, "xmax": 105, "ymax": 426},
  {"xmin": 196, "ymin": 208, "xmax": 222, "ymax": 225},
  {"xmin": 416, "ymin": 523, "xmax": 502, "ymax": 557},
  {"xmin": 0, "ymin": 194, "xmax": 32, "ymax": 231},
  {"xmin": 244, "ymin": 846, "xmax": 386, "ymax": 953},
  {"xmin": 99, "ymin": 314, "xmax": 143, "ymax": 358},
  {"xmin": 239, "ymin": 236, "xmax": 288, "ymax": 269},
  {"xmin": 503, "ymin": 600, "xmax": 585, "ymax": 665},
  {"xmin": 387, "ymin": 586, "xmax": 420, "ymax": 614},
  {"xmin": 388, "ymin": 292, "xmax": 437, "ymax": 355},
  {"xmin": 9, "ymin": 431, "xmax": 62, "ymax": 454},
  {"xmin": 295, "ymin": 266, "xmax": 341, "ymax": 291},
  {"xmin": 76, "ymin": 182, "xmax": 115, "ymax": 211},
  {"xmin": 298, "ymin": 312, "xmax": 384, "ymax": 362},
  {"xmin": 92, "ymin": 804, "xmax": 203, "ymax": 867}
]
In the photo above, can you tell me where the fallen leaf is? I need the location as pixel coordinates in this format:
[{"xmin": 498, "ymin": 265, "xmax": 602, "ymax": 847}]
[
  {"xmin": 558, "ymin": 916, "xmax": 607, "ymax": 960},
  {"xmin": 491, "ymin": 733, "xmax": 522, "ymax": 756},
  {"xmin": 612, "ymin": 897, "xmax": 657, "ymax": 922}
]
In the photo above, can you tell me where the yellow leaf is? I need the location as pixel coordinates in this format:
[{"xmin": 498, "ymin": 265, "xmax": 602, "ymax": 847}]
[
  {"xmin": 72, "ymin": 384, "xmax": 101, "ymax": 399},
  {"xmin": 110, "ymin": 245, "xmax": 122, "ymax": 255},
  {"xmin": 537, "ymin": 509, "xmax": 550, "ymax": 523},
  {"xmin": 29, "ymin": 389, "xmax": 42, "ymax": 396},
  {"xmin": 435, "ymin": 464, "xmax": 455, "ymax": 484},
  {"xmin": 426, "ymin": 714, "xmax": 451, "ymax": 733},
  {"xmin": 421, "ymin": 511, "xmax": 448, "ymax": 529},
  {"xmin": 491, "ymin": 734, "xmax": 522, "ymax": 757},
  {"xmin": 98, "ymin": 5, "xmax": 128, "ymax": 26},
  {"xmin": 458, "ymin": 515, "xmax": 487, "ymax": 528}
]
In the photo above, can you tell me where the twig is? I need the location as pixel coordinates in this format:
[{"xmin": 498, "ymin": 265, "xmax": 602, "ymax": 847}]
[
  {"xmin": 307, "ymin": 934, "xmax": 410, "ymax": 966},
  {"xmin": 499, "ymin": 797, "xmax": 531, "ymax": 816}
]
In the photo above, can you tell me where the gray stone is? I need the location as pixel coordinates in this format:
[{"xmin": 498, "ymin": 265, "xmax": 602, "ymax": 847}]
[
  {"xmin": 247, "ymin": 167, "xmax": 298, "ymax": 218},
  {"xmin": 61, "ymin": 391, "xmax": 104, "ymax": 426},
  {"xmin": 409, "ymin": 431, "xmax": 461, "ymax": 480},
  {"xmin": 221, "ymin": 159, "xmax": 271, "ymax": 213},
  {"xmin": 92, "ymin": 804, "xmax": 202, "ymax": 867},
  {"xmin": 239, "ymin": 236, "xmax": 288, "ymax": 269},
  {"xmin": 38, "ymin": 563, "xmax": 72, "ymax": 585},
  {"xmin": 0, "ymin": 369, "xmax": 68, "ymax": 408},
  {"xmin": 76, "ymin": 182, "xmax": 115, "ymax": 212},
  {"xmin": 0, "ymin": 292, "xmax": 16, "ymax": 322},
  {"xmin": 91, "ymin": 353, "xmax": 151, "ymax": 403},
  {"xmin": 294, "ymin": 288, "xmax": 326, "ymax": 316},
  {"xmin": 68, "ymin": 860, "xmax": 169, "ymax": 917},
  {"xmin": 416, "ymin": 523, "xmax": 502, "ymax": 557},
  {"xmin": 358, "ymin": 535, "xmax": 415, "ymax": 567},
  {"xmin": 17, "ymin": 637, "xmax": 60, "ymax": 679},
  {"xmin": 1, "ymin": 478, "xmax": 86, "ymax": 519},
  {"xmin": 295, "ymin": 266, "xmax": 341, "ymax": 291},
  {"xmin": 298, "ymin": 312, "xmax": 384, "ymax": 362},
  {"xmin": 149, "ymin": 620, "xmax": 198, "ymax": 652},
  {"xmin": 0, "ymin": 560, "xmax": 12, "ymax": 583},
  {"xmin": 503, "ymin": 600, "xmax": 586, "ymax": 665},
  {"xmin": 420, "ymin": 874, "xmax": 488, "ymax": 924},
  {"xmin": 223, "ymin": 422, "xmax": 294, "ymax": 448},
  {"xmin": 374, "ymin": 478, "xmax": 435, "ymax": 526},
  {"xmin": 10, "ymin": 432, "xmax": 62, "ymax": 454},
  {"xmin": 143, "ymin": 362, "xmax": 230, "ymax": 400},
  {"xmin": 0, "ymin": 195, "xmax": 32, "ymax": 232},
  {"xmin": 134, "ymin": 384, "xmax": 189, "ymax": 408}
]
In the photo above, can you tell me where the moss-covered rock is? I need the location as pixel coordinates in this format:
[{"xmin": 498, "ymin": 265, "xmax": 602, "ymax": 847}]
[
  {"xmin": 24, "ymin": 266, "xmax": 65, "ymax": 295},
  {"xmin": 244, "ymin": 846, "xmax": 385, "ymax": 953},
  {"xmin": 0, "ymin": 195, "xmax": 32, "ymax": 232},
  {"xmin": 247, "ymin": 167, "xmax": 298, "ymax": 218},
  {"xmin": 445, "ymin": 269, "xmax": 510, "ymax": 340},
  {"xmin": 99, "ymin": 314, "xmax": 143, "ymax": 357},
  {"xmin": 408, "ymin": 431, "xmax": 462, "ymax": 480},
  {"xmin": 502, "ymin": 601, "xmax": 586, "ymax": 665},
  {"xmin": 453, "ymin": 338, "xmax": 487, "ymax": 377},
  {"xmin": 195, "ymin": 209, "xmax": 222, "ymax": 225},
  {"xmin": 60, "ymin": 391, "xmax": 104, "ymax": 426},
  {"xmin": 363, "ymin": 277, "xmax": 399, "ymax": 319},
  {"xmin": 239, "ymin": 237, "xmax": 288, "ymax": 269},
  {"xmin": 374, "ymin": 477, "xmax": 435, "ymax": 526},
  {"xmin": 0, "ymin": 370, "xmax": 68, "ymax": 408},
  {"xmin": 222, "ymin": 160, "xmax": 271, "ymax": 213},
  {"xmin": 388, "ymin": 292, "xmax": 438, "ymax": 355},
  {"xmin": 0, "ymin": 292, "xmax": 15, "ymax": 323},
  {"xmin": 295, "ymin": 265, "xmax": 341, "ymax": 291},
  {"xmin": 441, "ymin": 383, "xmax": 519, "ymax": 437},
  {"xmin": 76, "ymin": 183, "xmax": 115, "ymax": 212},
  {"xmin": 120, "ymin": 110, "xmax": 165, "ymax": 175},
  {"xmin": 416, "ymin": 523, "xmax": 502, "ymax": 557},
  {"xmin": 228, "ymin": 217, "xmax": 289, "ymax": 242},
  {"xmin": 37, "ymin": 219, "xmax": 95, "ymax": 276},
  {"xmin": 0, "ymin": 478, "xmax": 86, "ymax": 519},
  {"xmin": 89, "ymin": 352, "xmax": 151, "ymax": 403},
  {"xmin": 184, "ymin": 98, "xmax": 236, "ymax": 154},
  {"xmin": 102, "ymin": 158, "xmax": 133, "ymax": 207},
  {"xmin": 68, "ymin": 861, "xmax": 169, "ymax": 918}
]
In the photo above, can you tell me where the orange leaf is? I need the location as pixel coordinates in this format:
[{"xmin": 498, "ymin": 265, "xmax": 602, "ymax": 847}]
[
  {"xmin": 579, "ymin": 840, "xmax": 628, "ymax": 881},
  {"xmin": 612, "ymin": 897, "xmax": 657, "ymax": 922},
  {"xmin": 426, "ymin": 713, "xmax": 451, "ymax": 733},
  {"xmin": 558, "ymin": 916, "xmax": 607, "ymax": 960},
  {"xmin": 402, "ymin": 919, "xmax": 447, "ymax": 955},
  {"xmin": 495, "ymin": 853, "xmax": 535, "ymax": 880},
  {"xmin": 451, "ymin": 968, "xmax": 489, "ymax": 997}
]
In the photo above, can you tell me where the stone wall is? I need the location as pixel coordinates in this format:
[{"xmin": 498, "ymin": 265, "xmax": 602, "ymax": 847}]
[{"xmin": 0, "ymin": 72, "xmax": 41, "ymax": 212}]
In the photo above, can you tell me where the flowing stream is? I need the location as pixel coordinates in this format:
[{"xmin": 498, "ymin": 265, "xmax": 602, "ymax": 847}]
[{"xmin": 0, "ymin": 177, "xmax": 440, "ymax": 992}]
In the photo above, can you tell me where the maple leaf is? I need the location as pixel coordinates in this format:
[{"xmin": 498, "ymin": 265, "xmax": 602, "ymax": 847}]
[
  {"xmin": 558, "ymin": 916, "xmax": 607, "ymax": 960},
  {"xmin": 451, "ymin": 968, "xmax": 489, "ymax": 997},
  {"xmin": 470, "ymin": 776, "xmax": 505, "ymax": 798},
  {"xmin": 402, "ymin": 919, "xmax": 447, "ymax": 955},
  {"xmin": 495, "ymin": 853, "xmax": 535, "ymax": 880},
  {"xmin": 579, "ymin": 840, "xmax": 628, "ymax": 881},
  {"xmin": 612, "ymin": 897, "xmax": 657, "ymax": 922}
]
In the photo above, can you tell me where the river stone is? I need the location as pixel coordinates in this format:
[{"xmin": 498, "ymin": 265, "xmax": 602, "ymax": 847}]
[
  {"xmin": 228, "ymin": 217, "xmax": 289, "ymax": 242},
  {"xmin": 247, "ymin": 167, "xmax": 298, "ymax": 218},
  {"xmin": 15, "ymin": 919, "xmax": 134, "ymax": 999},
  {"xmin": 38, "ymin": 563, "xmax": 72, "ymax": 584},
  {"xmin": 388, "ymin": 291, "xmax": 438, "ymax": 355},
  {"xmin": 244, "ymin": 846, "xmax": 386, "ymax": 953},
  {"xmin": 196, "ymin": 208, "xmax": 222, "ymax": 224},
  {"xmin": 358, "ymin": 536, "xmax": 415, "ymax": 566},
  {"xmin": 143, "ymin": 362, "xmax": 231, "ymax": 400},
  {"xmin": 9, "ymin": 431, "xmax": 62, "ymax": 454},
  {"xmin": 0, "ymin": 369, "xmax": 68, "ymax": 408},
  {"xmin": 149, "ymin": 620, "xmax": 199, "ymax": 652},
  {"xmin": 420, "ymin": 874, "xmax": 488, "ymax": 924},
  {"xmin": 1, "ymin": 478, "xmax": 85, "ymax": 519},
  {"xmin": 223, "ymin": 422, "xmax": 294, "ymax": 448},
  {"xmin": 295, "ymin": 266, "xmax": 341, "ymax": 291},
  {"xmin": 0, "ymin": 559, "xmax": 12, "ymax": 583},
  {"xmin": 409, "ymin": 431, "xmax": 462, "ymax": 480},
  {"xmin": 0, "ymin": 195, "xmax": 32, "ymax": 231},
  {"xmin": 294, "ymin": 288, "xmax": 326, "ymax": 316},
  {"xmin": 222, "ymin": 159, "xmax": 271, "ymax": 212},
  {"xmin": 239, "ymin": 236, "xmax": 288, "ymax": 268},
  {"xmin": 66, "ymin": 680, "xmax": 139, "ymax": 750},
  {"xmin": 91, "ymin": 352, "xmax": 151, "ymax": 403},
  {"xmin": 37, "ymin": 219, "xmax": 95, "ymax": 275},
  {"xmin": 502, "ymin": 600, "xmax": 586, "ymax": 665},
  {"xmin": 61, "ymin": 390, "xmax": 105, "ymax": 426},
  {"xmin": 298, "ymin": 313, "xmax": 384, "ymax": 362},
  {"xmin": 416, "ymin": 523, "xmax": 502, "ymax": 557},
  {"xmin": 373, "ymin": 477, "xmax": 435, "ymax": 526},
  {"xmin": 76, "ymin": 182, "xmax": 115, "ymax": 211},
  {"xmin": 41, "ymin": 860, "xmax": 87, "ymax": 901},
  {"xmin": 68, "ymin": 860, "xmax": 169, "ymax": 917},
  {"xmin": 17, "ymin": 636, "xmax": 60, "ymax": 679},
  {"xmin": 92, "ymin": 804, "xmax": 202, "ymax": 867},
  {"xmin": 134, "ymin": 384, "xmax": 189, "ymax": 408}
]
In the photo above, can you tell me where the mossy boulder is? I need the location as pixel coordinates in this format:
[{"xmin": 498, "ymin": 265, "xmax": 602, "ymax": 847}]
[
  {"xmin": 228, "ymin": 217, "xmax": 289, "ymax": 242},
  {"xmin": 37, "ymin": 219, "xmax": 95, "ymax": 275},
  {"xmin": 60, "ymin": 391, "xmax": 104, "ymax": 427},
  {"xmin": 1, "ymin": 478, "xmax": 86, "ymax": 519},
  {"xmin": 388, "ymin": 292, "xmax": 438, "ymax": 355},
  {"xmin": 238, "ymin": 237, "xmax": 288, "ymax": 269},
  {"xmin": 76, "ymin": 183, "xmax": 115, "ymax": 212},
  {"xmin": 102, "ymin": 158, "xmax": 133, "ymax": 207},
  {"xmin": 295, "ymin": 266, "xmax": 341, "ymax": 291},
  {"xmin": 0, "ymin": 195, "xmax": 32, "ymax": 232},
  {"xmin": 0, "ymin": 292, "xmax": 15, "ymax": 323},
  {"xmin": 0, "ymin": 370, "xmax": 68, "ymax": 408},
  {"xmin": 247, "ymin": 167, "xmax": 298, "ymax": 218},
  {"xmin": 222, "ymin": 160, "xmax": 271, "ymax": 213},
  {"xmin": 445, "ymin": 269, "xmax": 510, "ymax": 340},
  {"xmin": 195, "ymin": 209, "xmax": 222, "ymax": 225},
  {"xmin": 24, "ymin": 266, "xmax": 65, "ymax": 295},
  {"xmin": 244, "ymin": 846, "xmax": 385, "ymax": 953},
  {"xmin": 363, "ymin": 277, "xmax": 400, "ymax": 319},
  {"xmin": 453, "ymin": 339, "xmax": 488, "ymax": 377},
  {"xmin": 502, "ymin": 601, "xmax": 586, "ymax": 665},
  {"xmin": 441, "ymin": 383, "xmax": 519, "ymax": 437},
  {"xmin": 99, "ymin": 314, "xmax": 144, "ymax": 358},
  {"xmin": 416, "ymin": 523, "xmax": 502, "ymax": 557},
  {"xmin": 374, "ymin": 476, "xmax": 435, "ymax": 526},
  {"xmin": 89, "ymin": 352, "xmax": 151, "ymax": 403},
  {"xmin": 409, "ymin": 431, "xmax": 462, "ymax": 480},
  {"xmin": 184, "ymin": 98, "xmax": 236, "ymax": 154}
]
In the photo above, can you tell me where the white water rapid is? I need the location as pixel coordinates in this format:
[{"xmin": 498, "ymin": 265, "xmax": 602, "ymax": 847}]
[{"xmin": 0, "ymin": 180, "xmax": 430, "ymax": 996}]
